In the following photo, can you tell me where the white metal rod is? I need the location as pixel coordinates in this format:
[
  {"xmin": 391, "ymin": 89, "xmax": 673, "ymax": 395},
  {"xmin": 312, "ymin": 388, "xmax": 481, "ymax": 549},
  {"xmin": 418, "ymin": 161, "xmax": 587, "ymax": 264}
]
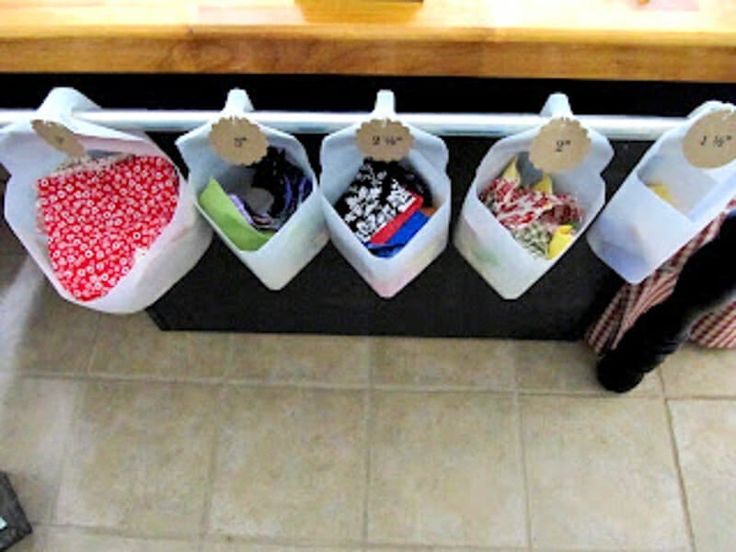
[{"xmin": 0, "ymin": 109, "xmax": 685, "ymax": 140}]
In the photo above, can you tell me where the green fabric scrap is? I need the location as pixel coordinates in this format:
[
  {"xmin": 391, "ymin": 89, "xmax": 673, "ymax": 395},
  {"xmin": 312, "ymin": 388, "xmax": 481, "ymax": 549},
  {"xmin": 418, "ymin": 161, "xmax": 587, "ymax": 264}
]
[
  {"xmin": 198, "ymin": 178, "xmax": 274, "ymax": 251},
  {"xmin": 512, "ymin": 221, "xmax": 550, "ymax": 258}
]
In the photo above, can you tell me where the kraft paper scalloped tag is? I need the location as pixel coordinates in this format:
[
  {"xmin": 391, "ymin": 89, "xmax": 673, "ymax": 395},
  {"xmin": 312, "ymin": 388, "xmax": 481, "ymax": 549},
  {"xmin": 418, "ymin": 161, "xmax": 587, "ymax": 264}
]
[
  {"xmin": 529, "ymin": 118, "xmax": 591, "ymax": 173},
  {"xmin": 356, "ymin": 119, "xmax": 414, "ymax": 162},
  {"xmin": 209, "ymin": 116, "xmax": 269, "ymax": 166},
  {"xmin": 32, "ymin": 120, "xmax": 85, "ymax": 158},
  {"xmin": 683, "ymin": 109, "xmax": 736, "ymax": 169}
]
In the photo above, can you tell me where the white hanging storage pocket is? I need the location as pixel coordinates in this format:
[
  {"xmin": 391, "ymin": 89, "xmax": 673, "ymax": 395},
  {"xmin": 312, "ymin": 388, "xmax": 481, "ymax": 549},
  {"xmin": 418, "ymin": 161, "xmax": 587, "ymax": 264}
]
[
  {"xmin": 319, "ymin": 90, "xmax": 451, "ymax": 298},
  {"xmin": 587, "ymin": 101, "xmax": 736, "ymax": 283},
  {"xmin": 176, "ymin": 89, "xmax": 328, "ymax": 290},
  {"xmin": 0, "ymin": 87, "xmax": 212, "ymax": 314},
  {"xmin": 454, "ymin": 93, "xmax": 613, "ymax": 300}
]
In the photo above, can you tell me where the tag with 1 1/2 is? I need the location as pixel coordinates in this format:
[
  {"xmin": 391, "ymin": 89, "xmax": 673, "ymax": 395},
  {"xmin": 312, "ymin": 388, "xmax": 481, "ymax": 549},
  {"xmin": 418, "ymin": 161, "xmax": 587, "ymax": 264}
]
[
  {"xmin": 209, "ymin": 116, "xmax": 269, "ymax": 166},
  {"xmin": 356, "ymin": 118, "xmax": 414, "ymax": 162},
  {"xmin": 682, "ymin": 109, "xmax": 736, "ymax": 169},
  {"xmin": 529, "ymin": 117, "xmax": 591, "ymax": 173}
]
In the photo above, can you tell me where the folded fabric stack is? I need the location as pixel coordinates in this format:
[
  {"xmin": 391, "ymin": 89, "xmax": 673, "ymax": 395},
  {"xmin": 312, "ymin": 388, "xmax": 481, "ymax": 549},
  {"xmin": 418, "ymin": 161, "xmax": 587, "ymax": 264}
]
[
  {"xmin": 335, "ymin": 160, "xmax": 435, "ymax": 258},
  {"xmin": 199, "ymin": 146, "xmax": 312, "ymax": 251},
  {"xmin": 36, "ymin": 153, "xmax": 180, "ymax": 301},
  {"xmin": 479, "ymin": 155, "xmax": 583, "ymax": 259}
]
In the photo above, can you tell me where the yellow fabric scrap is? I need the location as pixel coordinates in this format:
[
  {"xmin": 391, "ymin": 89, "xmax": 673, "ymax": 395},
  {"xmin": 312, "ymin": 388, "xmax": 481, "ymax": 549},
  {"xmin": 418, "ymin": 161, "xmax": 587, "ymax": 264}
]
[
  {"xmin": 648, "ymin": 182, "xmax": 675, "ymax": 206},
  {"xmin": 532, "ymin": 174, "xmax": 554, "ymax": 194},
  {"xmin": 547, "ymin": 224, "xmax": 574, "ymax": 260}
]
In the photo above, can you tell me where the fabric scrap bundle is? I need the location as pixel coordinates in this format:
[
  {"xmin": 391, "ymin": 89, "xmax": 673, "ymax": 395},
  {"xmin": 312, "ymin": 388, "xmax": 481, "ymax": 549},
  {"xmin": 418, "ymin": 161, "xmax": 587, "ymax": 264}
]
[
  {"xmin": 199, "ymin": 146, "xmax": 312, "ymax": 251},
  {"xmin": 334, "ymin": 160, "xmax": 434, "ymax": 258},
  {"xmin": 479, "ymin": 155, "xmax": 583, "ymax": 259},
  {"xmin": 36, "ymin": 154, "xmax": 180, "ymax": 302}
]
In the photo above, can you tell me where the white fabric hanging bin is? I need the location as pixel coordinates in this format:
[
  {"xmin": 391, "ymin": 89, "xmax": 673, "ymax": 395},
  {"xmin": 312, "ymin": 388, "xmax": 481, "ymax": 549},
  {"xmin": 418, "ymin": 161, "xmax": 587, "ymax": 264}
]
[
  {"xmin": 454, "ymin": 93, "xmax": 614, "ymax": 299},
  {"xmin": 0, "ymin": 87, "xmax": 211, "ymax": 314},
  {"xmin": 587, "ymin": 101, "xmax": 736, "ymax": 284},
  {"xmin": 176, "ymin": 89, "xmax": 328, "ymax": 290},
  {"xmin": 319, "ymin": 90, "xmax": 451, "ymax": 299}
]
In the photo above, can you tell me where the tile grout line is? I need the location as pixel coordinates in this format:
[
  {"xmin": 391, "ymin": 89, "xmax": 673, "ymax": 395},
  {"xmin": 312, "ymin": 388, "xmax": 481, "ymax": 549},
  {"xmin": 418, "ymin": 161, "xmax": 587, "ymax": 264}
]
[
  {"xmin": 657, "ymin": 367, "xmax": 667, "ymax": 397},
  {"xmin": 362, "ymin": 343, "xmax": 376, "ymax": 544},
  {"xmin": 11, "ymin": 368, "xmax": 715, "ymax": 400},
  {"xmin": 189, "ymin": 529, "xmax": 366, "ymax": 549},
  {"xmin": 364, "ymin": 539, "xmax": 529, "ymax": 550},
  {"xmin": 660, "ymin": 393, "xmax": 736, "ymax": 401},
  {"xmin": 199, "ymin": 333, "xmax": 238, "ymax": 542},
  {"xmin": 198, "ymin": 383, "xmax": 228, "ymax": 542},
  {"xmin": 662, "ymin": 397, "xmax": 698, "ymax": 552},
  {"xmin": 16, "ymin": 368, "xmax": 736, "ymax": 402},
  {"xmin": 81, "ymin": 311, "xmax": 105, "ymax": 377},
  {"xmin": 32, "ymin": 522, "xmax": 208, "ymax": 546},
  {"xmin": 514, "ymin": 391, "xmax": 534, "ymax": 552},
  {"xmin": 46, "ymin": 377, "xmax": 87, "ymax": 526},
  {"xmin": 361, "ymin": 387, "xmax": 373, "ymax": 544}
]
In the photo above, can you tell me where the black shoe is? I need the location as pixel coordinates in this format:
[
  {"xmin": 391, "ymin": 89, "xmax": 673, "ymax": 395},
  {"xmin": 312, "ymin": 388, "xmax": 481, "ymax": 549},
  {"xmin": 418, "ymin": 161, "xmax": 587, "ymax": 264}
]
[{"xmin": 596, "ymin": 352, "xmax": 645, "ymax": 393}]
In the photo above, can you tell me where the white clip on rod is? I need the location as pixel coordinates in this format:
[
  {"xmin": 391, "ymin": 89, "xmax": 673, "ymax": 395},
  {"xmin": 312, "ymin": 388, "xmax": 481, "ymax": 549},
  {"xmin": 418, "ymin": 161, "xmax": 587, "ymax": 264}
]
[{"xmin": 0, "ymin": 109, "xmax": 685, "ymax": 140}]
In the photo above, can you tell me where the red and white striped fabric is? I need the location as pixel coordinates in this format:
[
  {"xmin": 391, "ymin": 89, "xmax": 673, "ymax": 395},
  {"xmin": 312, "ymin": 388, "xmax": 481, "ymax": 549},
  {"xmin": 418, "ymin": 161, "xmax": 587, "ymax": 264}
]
[{"xmin": 586, "ymin": 198, "xmax": 736, "ymax": 354}]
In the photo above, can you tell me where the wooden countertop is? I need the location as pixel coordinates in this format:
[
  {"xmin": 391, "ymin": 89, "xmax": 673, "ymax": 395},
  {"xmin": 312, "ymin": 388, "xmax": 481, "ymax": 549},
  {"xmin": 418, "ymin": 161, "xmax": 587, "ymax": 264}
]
[{"xmin": 0, "ymin": 0, "xmax": 734, "ymax": 82}]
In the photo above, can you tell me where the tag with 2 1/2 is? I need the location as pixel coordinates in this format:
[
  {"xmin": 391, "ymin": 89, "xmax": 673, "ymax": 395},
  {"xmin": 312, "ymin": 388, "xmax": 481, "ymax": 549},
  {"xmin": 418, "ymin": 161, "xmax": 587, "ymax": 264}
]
[
  {"xmin": 683, "ymin": 109, "xmax": 736, "ymax": 169},
  {"xmin": 209, "ymin": 116, "xmax": 269, "ymax": 166},
  {"xmin": 356, "ymin": 119, "xmax": 414, "ymax": 162},
  {"xmin": 529, "ymin": 117, "xmax": 591, "ymax": 173}
]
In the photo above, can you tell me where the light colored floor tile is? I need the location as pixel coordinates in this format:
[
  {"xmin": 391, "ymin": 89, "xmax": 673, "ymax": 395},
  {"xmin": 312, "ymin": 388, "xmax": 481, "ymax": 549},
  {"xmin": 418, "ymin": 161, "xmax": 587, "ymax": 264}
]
[
  {"xmin": 209, "ymin": 387, "xmax": 366, "ymax": 541},
  {"xmin": 0, "ymin": 255, "xmax": 99, "ymax": 375},
  {"xmin": 670, "ymin": 400, "xmax": 736, "ymax": 552},
  {"xmin": 367, "ymin": 391, "xmax": 526, "ymax": 548},
  {"xmin": 88, "ymin": 313, "xmax": 230, "ymax": 381},
  {"xmin": 54, "ymin": 381, "xmax": 217, "ymax": 537},
  {"xmin": 7, "ymin": 526, "xmax": 46, "ymax": 552},
  {"xmin": 661, "ymin": 344, "xmax": 736, "ymax": 397},
  {"xmin": 372, "ymin": 337, "xmax": 516, "ymax": 389},
  {"xmin": 228, "ymin": 334, "xmax": 372, "ymax": 386},
  {"xmin": 41, "ymin": 528, "xmax": 199, "ymax": 551},
  {"xmin": 0, "ymin": 377, "xmax": 78, "ymax": 523},
  {"xmin": 516, "ymin": 340, "xmax": 661, "ymax": 396},
  {"xmin": 522, "ymin": 396, "xmax": 689, "ymax": 550}
]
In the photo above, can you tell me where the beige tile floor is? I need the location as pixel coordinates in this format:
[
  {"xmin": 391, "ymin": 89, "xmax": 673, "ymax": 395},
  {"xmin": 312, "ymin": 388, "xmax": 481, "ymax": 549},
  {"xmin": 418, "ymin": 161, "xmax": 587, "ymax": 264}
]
[{"xmin": 1, "ymin": 223, "xmax": 736, "ymax": 552}]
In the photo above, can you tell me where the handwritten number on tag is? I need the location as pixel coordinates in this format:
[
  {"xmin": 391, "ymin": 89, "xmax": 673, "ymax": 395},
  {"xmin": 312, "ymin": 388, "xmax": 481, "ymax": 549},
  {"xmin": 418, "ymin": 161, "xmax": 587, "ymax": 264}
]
[
  {"xmin": 554, "ymin": 139, "xmax": 572, "ymax": 153},
  {"xmin": 370, "ymin": 134, "xmax": 403, "ymax": 147},
  {"xmin": 529, "ymin": 118, "xmax": 591, "ymax": 173},
  {"xmin": 356, "ymin": 119, "xmax": 414, "ymax": 162},
  {"xmin": 683, "ymin": 110, "xmax": 736, "ymax": 169},
  {"xmin": 700, "ymin": 134, "xmax": 733, "ymax": 148},
  {"xmin": 209, "ymin": 116, "xmax": 269, "ymax": 166}
]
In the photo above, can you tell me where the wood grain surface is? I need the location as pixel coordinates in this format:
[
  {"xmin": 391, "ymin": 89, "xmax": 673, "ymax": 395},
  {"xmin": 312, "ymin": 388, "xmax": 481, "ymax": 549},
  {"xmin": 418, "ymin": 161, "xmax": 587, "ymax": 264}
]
[{"xmin": 0, "ymin": 0, "xmax": 734, "ymax": 81}]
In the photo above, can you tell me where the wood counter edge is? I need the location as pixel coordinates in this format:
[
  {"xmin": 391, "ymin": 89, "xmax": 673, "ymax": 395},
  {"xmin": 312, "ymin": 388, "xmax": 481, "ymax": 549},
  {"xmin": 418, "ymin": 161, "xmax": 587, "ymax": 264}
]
[{"xmin": 0, "ymin": 28, "xmax": 733, "ymax": 83}]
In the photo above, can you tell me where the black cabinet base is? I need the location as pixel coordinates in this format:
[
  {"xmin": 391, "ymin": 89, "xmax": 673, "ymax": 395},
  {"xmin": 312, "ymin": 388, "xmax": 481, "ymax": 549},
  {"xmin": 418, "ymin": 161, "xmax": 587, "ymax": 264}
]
[{"xmin": 148, "ymin": 137, "xmax": 639, "ymax": 340}]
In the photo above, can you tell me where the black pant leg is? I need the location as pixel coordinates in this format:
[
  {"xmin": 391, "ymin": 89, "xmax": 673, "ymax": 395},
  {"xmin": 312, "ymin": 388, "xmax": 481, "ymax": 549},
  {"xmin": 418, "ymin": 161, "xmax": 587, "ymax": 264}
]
[{"xmin": 598, "ymin": 216, "xmax": 736, "ymax": 390}]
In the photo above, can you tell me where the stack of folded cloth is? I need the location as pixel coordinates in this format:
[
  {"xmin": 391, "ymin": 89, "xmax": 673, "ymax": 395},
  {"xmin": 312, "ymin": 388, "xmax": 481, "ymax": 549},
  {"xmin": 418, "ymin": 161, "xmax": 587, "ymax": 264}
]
[
  {"xmin": 199, "ymin": 147, "xmax": 312, "ymax": 251},
  {"xmin": 479, "ymin": 154, "xmax": 583, "ymax": 260},
  {"xmin": 335, "ymin": 160, "xmax": 435, "ymax": 258},
  {"xmin": 36, "ymin": 153, "xmax": 180, "ymax": 301}
]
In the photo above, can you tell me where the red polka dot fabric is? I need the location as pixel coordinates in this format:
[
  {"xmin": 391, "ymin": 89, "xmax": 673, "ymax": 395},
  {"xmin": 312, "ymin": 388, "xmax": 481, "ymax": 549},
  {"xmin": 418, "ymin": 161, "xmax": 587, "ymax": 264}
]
[{"xmin": 36, "ymin": 155, "xmax": 180, "ymax": 302}]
